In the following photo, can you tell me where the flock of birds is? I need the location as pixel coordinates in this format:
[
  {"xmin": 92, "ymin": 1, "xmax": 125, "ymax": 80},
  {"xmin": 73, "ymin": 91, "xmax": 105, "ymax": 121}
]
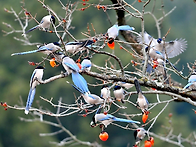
[{"xmin": 11, "ymin": 14, "xmax": 193, "ymax": 146}]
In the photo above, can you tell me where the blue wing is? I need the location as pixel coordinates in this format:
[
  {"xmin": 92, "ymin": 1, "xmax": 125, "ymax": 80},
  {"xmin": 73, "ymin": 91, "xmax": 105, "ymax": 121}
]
[
  {"xmin": 38, "ymin": 46, "xmax": 53, "ymax": 51},
  {"xmin": 99, "ymin": 114, "xmax": 140, "ymax": 124},
  {"xmin": 118, "ymin": 25, "xmax": 135, "ymax": 31},
  {"xmin": 88, "ymin": 94, "xmax": 96, "ymax": 100},
  {"xmin": 99, "ymin": 114, "xmax": 114, "ymax": 121},
  {"xmin": 25, "ymin": 88, "xmax": 36, "ymax": 114},
  {"xmin": 81, "ymin": 63, "xmax": 91, "ymax": 70},
  {"xmin": 71, "ymin": 72, "xmax": 89, "ymax": 93},
  {"xmin": 66, "ymin": 42, "xmax": 83, "ymax": 46},
  {"xmin": 30, "ymin": 70, "xmax": 37, "ymax": 87},
  {"xmin": 188, "ymin": 77, "xmax": 196, "ymax": 83},
  {"xmin": 144, "ymin": 95, "xmax": 149, "ymax": 105},
  {"xmin": 183, "ymin": 83, "xmax": 193, "ymax": 90},
  {"xmin": 155, "ymin": 51, "xmax": 164, "ymax": 57},
  {"xmin": 81, "ymin": 40, "xmax": 94, "ymax": 47},
  {"xmin": 64, "ymin": 62, "xmax": 80, "ymax": 72}
]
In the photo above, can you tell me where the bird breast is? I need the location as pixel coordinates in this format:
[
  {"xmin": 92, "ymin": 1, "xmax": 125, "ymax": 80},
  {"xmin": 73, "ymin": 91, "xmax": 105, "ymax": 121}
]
[
  {"xmin": 113, "ymin": 89, "xmax": 124, "ymax": 99},
  {"xmin": 101, "ymin": 88, "xmax": 110, "ymax": 99},
  {"xmin": 31, "ymin": 69, "xmax": 44, "ymax": 89}
]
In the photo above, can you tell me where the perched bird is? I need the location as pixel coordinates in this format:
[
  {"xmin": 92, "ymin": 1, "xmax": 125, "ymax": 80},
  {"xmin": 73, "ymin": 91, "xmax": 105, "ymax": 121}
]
[
  {"xmin": 11, "ymin": 42, "xmax": 61, "ymax": 56},
  {"xmin": 107, "ymin": 24, "xmax": 135, "ymax": 49},
  {"xmin": 113, "ymin": 85, "xmax": 125, "ymax": 103},
  {"xmin": 145, "ymin": 48, "xmax": 181, "ymax": 83},
  {"xmin": 25, "ymin": 66, "xmax": 44, "ymax": 114},
  {"xmin": 65, "ymin": 40, "xmax": 95, "ymax": 54},
  {"xmin": 117, "ymin": 82, "xmax": 134, "ymax": 89},
  {"xmin": 134, "ymin": 127, "xmax": 147, "ymax": 143},
  {"xmin": 62, "ymin": 56, "xmax": 90, "ymax": 94},
  {"xmin": 134, "ymin": 79, "xmax": 149, "ymax": 113},
  {"xmin": 90, "ymin": 113, "xmax": 140, "ymax": 128},
  {"xmin": 72, "ymin": 84, "xmax": 104, "ymax": 105},
  {"xmin": 100, "ymin": 85, "xmax": 111, "ymax": 101},
  {"xmin": 25, "ymin": 15, "xmax": 55, "ymax": 34},
  {"xmin": 83, "ymin": 93, "xmax": 104, "ymax": 105},
  {"xmin": 137, "ymin": 32, "xmax": 187, "ymax": 59},
  {"xmin": 81, "ymin": 57, "xmax": 92, "ymax": 72},
  {"xmin": 183, "ymin": 71, "xmax": 196, "ymax": 90}
]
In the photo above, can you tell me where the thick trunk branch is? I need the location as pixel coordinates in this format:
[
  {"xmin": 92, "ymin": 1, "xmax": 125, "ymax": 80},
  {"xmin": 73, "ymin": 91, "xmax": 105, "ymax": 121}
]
[{"xmin": 83, "ymin": 70, "xmax": 196, "ymax": 104}]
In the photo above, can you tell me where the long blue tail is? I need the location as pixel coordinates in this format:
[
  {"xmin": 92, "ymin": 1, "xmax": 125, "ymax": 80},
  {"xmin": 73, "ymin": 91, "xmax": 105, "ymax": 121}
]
[
  {"xmin": 114, "ymin": 117, "xmax": 140, "ymax": 124},
  {"xmin": 11, "ymin": 50, "xmax": 38, "ymax": 56},
  {"xmin": 25, "ymin": 25, "xmax": 39, "ymax": 34},
  {"xmin": 25, "ymin": 88, "xmax": 36, "ymax": 114},
  {"xmin": 183, "ymin": 83, "xmax": 192, "ymax": 90},
  {"xmin": 134, "ymin": 79, "xmax": 142, "ymax": 94},
  {"xmin": 71, "ymin": 84, "xmax": 84, "ymax": 94},
  {"xmin": 118, "ymin": 25, "xmax": 135, "ymax": 31},
  {"xmin": 166, "ymin": 60, "xmax": 181, "ymax": 72},
  {"xmin": 71, "ymin": 72, "xmax": 89, "ymax": 93}
]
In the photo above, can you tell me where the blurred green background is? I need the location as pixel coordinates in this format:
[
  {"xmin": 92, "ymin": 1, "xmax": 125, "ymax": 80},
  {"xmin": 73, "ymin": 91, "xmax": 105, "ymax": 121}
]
[{"xmin": 0, "ymin": 0, "xmax": 196, "ymax": 147}]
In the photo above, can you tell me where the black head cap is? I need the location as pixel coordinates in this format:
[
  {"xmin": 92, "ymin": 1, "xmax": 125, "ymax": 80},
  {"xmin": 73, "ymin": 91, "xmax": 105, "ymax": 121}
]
[
  {"xmin": 114, "ymin": 85, "xmax": 121, "ymax": 90},
  {"xmin": 84, "ymin": 56, "xmax": 91, "ymax": 60},
  {"xmin": 157, "ymin": 38, "xmax": 162, "ymax": 44},
  {"xmin": 145, "ymin": 46, "xmax": 149, "ymax": 52},
  {"xmin": 51, "ymin": 15, "xmax": 55, "ymax": 24},
  {"xmin": 53, "ymin": 42, "xmax": 61, "ymax": 47},
  {"xmin": 92, "ymin": 114, "xmax": 96, "ymax": 124},
  {"xmin": 36, "ymin": 66, "xmax": 45, "ymax": 69},
  {"xmin": 191, "ymin": 71, "xmax": 196, "ymax": 75},
  {"xmin": 101, "ymin": 85, "xmax": 109, "ymax": 89},
  {"xmin": 90, "ymin": 114, "xmax": 96, "ymax": 127},
  {"xmin": 133, "ymin": 130, "xmax": 138, "ymax": 140},
  {"xmin": 108, "ymin": 38, "xmax": 114, "ymax": 44}
]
